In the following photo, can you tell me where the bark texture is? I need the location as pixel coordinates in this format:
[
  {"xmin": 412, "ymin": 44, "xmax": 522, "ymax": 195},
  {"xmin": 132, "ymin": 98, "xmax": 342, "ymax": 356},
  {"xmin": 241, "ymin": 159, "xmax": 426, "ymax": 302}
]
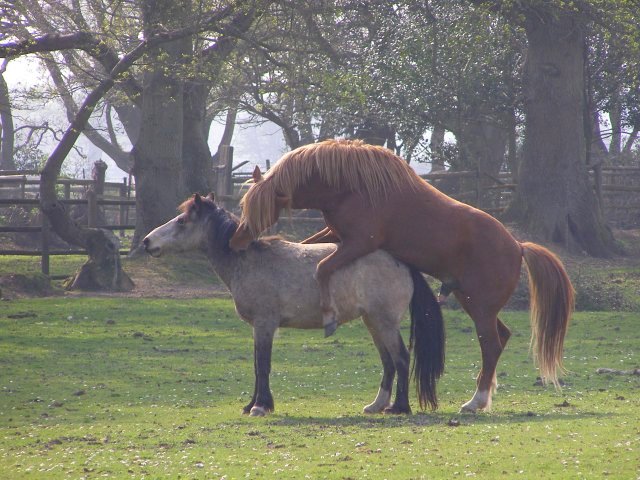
[
  {"xmin": 507, "ymin": 9, "xmax": 617, "ymax": 256},
  {"xmin": 0, "ymin": 65, "xmax": 15, "ymax": 170},
  {"xmin": 182, "ymin": 81, "xmax": 212, "ymax": 195},
  {"xmin": 131, "ymin": 0, "xmax": 191, "ymax": 245}
]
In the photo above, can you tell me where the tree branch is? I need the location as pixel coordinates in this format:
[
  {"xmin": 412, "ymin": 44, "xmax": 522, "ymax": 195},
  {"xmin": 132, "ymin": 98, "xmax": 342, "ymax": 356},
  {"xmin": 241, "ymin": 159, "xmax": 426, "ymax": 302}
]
[{"xmin": 39, "ymin": 24, "xmax": 203, "ymax": 247}]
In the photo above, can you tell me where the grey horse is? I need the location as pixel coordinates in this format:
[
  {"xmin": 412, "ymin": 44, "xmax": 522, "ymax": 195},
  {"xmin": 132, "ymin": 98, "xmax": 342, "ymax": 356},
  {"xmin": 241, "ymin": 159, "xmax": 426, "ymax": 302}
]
[{"xmin": 143, "ymin": 193, "xmax": 444, "ymax": 416}]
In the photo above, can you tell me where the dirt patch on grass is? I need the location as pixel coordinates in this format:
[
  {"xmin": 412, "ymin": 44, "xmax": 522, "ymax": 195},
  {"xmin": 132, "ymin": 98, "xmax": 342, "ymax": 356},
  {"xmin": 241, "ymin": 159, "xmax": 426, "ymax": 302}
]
[
  {"xmin": 0, "ymin": 273, "xmax": 61, "ymax": 299},
  {"xmin": 2, "ymin": 228, "xmax": 639, "ymax": 307},
  {"xmin": 1, "ymin": 252, "xmax": 230, "ymax": 300},
  {"xmin": 66, "ymin": 253, "xmax": 231, "ymax": 299}
]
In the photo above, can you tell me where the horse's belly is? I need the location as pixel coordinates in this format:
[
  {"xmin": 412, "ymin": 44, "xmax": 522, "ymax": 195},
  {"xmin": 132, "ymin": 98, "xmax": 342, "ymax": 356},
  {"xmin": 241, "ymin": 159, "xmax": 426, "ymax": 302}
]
[
  {"xmin": 233, "ymin": 245, "xmax": 411, "ymax": 331},
  {"xmin": 278, "ymin": 298, "xmax": 324, "ymax": 329}
]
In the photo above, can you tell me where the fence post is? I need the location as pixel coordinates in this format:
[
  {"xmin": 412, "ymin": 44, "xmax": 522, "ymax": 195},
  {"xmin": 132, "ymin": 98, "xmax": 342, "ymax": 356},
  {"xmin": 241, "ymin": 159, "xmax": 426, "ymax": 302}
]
[
  {"xmin": 126, "ymin": 171, "xmax": 132, "ymax": 227},
  {"xmin": 92, "ymin": 160, "xmax": 107, "ymax": 196},
  {"xmin": 119, "ymin": 177, "xmax": 127, "ymax": 237},
  {"xmin": 89, "ymin": 159, "xmax": 107, "ymax": 227},
  {"xmin": 41, "ymin": 215, "xmax": 50, "ymax": 276},
  {"xmin": 216, "ymin": 145, "xmax": 234, "ymax": 207},
  {"xmin": 87, "ymin": 189, "xmax": 97, "ymax": 228},
  {"xmin": 19, "ymin": 175, "xmax": 26, "ymax": 199}
]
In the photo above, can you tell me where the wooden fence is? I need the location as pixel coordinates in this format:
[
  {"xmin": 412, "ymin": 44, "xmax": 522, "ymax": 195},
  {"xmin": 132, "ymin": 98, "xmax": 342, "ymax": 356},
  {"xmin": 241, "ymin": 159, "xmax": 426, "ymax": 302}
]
[
  {"xmin": 0, "ymin": 163, "xmax": 134, "ymax": 276},
  {"xmin": 598, "ymin": 167, "xmax": 640, "ymax": 228},
  {"xmin": 1, "ymin": 154, "xmax": 639, "ymax": 277}
]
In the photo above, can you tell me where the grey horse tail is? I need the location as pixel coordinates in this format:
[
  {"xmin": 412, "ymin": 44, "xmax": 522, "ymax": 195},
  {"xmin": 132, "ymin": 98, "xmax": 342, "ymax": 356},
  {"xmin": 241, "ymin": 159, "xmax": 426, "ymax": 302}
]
[{"xmin": 409, "ymin": 268, "xmax": 445, "ymax": 410}]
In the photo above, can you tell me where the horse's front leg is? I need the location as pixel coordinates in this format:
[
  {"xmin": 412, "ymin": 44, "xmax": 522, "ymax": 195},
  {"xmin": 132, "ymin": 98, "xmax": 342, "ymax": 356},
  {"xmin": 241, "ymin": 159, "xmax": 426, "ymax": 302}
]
[
  {"xmin": 246, "ymin": 326, "xmax": 275, "ymax": 416},
  {"xmin": 301, "ymin": 227, "xmax": 340, "ymax": 244},
  {"xmin": 316, "ymin": 240, "xmax": 378, "ymax": 337}
]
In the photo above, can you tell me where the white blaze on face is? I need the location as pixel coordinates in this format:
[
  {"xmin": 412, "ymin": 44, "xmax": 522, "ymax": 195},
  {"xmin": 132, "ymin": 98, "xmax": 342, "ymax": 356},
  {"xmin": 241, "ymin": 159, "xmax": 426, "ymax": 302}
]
[{"xmin": 143, "ymin": 217, "xmax": 183, "ymax": 256}]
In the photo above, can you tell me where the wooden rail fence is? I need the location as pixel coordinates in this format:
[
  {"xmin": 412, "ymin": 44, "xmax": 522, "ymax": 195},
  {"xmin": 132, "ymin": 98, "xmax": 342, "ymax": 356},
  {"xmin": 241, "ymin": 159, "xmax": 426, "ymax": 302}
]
[
  {"xmin": 0, "ymin": 162, "xmax": 134, "ymax": 275},
  {"xmin": 1, "ymin": 153, "xmax": 639, "ymax": 277}
]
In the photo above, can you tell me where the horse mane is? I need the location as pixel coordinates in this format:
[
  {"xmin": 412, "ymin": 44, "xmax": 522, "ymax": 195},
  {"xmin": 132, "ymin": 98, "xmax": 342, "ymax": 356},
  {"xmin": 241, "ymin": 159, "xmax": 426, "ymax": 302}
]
[
  {"xmin": 179, "ymin": 196, "xmax": 239, "ymax": 252},
  {"xmin": 180, "ymin": 196, "xmax": 281, "ymax": 251},
  {"xmin": 240, "ymin": 139, "xmax": 424, "ymax": 236}
]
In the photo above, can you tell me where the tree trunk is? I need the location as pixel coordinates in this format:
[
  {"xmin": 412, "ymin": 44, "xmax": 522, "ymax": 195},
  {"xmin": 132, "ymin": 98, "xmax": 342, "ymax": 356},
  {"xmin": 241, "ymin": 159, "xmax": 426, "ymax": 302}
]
[
  {"xmin": 0, "ymin": 63, "xmax": 16, "ymax": 170},
  {"xmin": 506, "ymin": 9, "xmax": 617, "ymax": 257},
  {"xmin": 608, "ymin": 87, "xmax": 622, "ymax": 156},
  {"xmin": 131, "ymin": 58, "xmax": 185, "ymax": 245},
  {"xmin": 429, "ymin": 125, "xmax": 446, "ymax": 172},
  {"xmin": 37, "ymin": 35, "xmax": 152, "ymax": 292},
  {"xmin": 505, "ymin": 107, "xmax": 518, "ymax": 183},
  {"xmin": 64, "ymin": 229, "xmax": 134, "ymax": 291},
  {"xmin": 457, "ymin": 118, "xmax": 508, "ymax": 208},
  {"xmin": 182, "ymin": 81, "xmax": 212, "ymax": 195},
  {"xmin": 211, "ymin": 104, "xmax": 238, "ymax": 188},
  {"xmin": 131, "ymin": 1, "xmax": 191, "ymax": 247}
]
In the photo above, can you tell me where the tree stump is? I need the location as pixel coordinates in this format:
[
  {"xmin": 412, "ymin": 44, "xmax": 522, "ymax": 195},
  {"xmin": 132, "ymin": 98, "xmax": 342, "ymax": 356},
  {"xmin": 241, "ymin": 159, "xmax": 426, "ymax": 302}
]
[{"xmin": 64, "ymin": 228, "xmax": 134, "ymax": 291}]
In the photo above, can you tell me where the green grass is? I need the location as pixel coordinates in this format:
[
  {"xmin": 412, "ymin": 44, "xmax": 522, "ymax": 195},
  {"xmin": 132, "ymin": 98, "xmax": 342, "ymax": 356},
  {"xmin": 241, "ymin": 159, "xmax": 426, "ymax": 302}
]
[
  {"xmin": 0, "ymin": 253, "xmax": 221, "ymax": 292},
  {"xmin": 0, "ymin": 298, "xmax": 638, "ymax": 479},
  {"xmin": 571, "ymin": 264, "xmax": 640, "ymax": 311},
  {"xmin": 0, "ymin": 254, "xmax": 87, "ymax": 278}
]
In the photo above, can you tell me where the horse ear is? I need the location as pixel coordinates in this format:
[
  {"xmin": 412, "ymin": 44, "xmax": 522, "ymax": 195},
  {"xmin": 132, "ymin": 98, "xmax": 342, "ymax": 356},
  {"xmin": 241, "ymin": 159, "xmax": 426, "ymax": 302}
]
[
  {"xmin": 252, "ymin": 165, "xmax": 263, "ymax": 183},
  {"xmin": 193, "ymin": 193, "xmax": 202, "ymax": 208},
  {"xmin": 276, "ymin": 194, "xmax": 290, "ymax": 208},
  {"xmin": 206, "ymin": 192, "xmax": 215, "ymax": 202}
]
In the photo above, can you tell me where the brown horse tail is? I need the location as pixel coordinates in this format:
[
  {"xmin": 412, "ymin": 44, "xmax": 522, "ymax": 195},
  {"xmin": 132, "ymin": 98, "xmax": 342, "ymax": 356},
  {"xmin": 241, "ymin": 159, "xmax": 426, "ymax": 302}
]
[
  {"xmin": 409, "ymin": 268, "xmax": 445, "ymax": 410},
  {"xmin": 521, "ymin": 242, "xmax": 575, "ymax": 388}
]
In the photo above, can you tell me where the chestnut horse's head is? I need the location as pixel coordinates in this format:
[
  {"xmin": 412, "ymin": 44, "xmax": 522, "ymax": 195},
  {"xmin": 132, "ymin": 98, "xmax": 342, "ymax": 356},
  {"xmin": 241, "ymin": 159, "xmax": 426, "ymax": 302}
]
[{"xmin": 230, "ymin": 166, "xmax": 289, "ymax": 251}]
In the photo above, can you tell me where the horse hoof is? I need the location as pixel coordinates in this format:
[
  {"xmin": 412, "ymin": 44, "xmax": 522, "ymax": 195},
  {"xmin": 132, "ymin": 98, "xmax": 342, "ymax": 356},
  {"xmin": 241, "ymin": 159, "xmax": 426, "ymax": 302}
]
[
  {"xmin": 363, "ymin": 404, "xmax": 387, "ymax": 414},
  {"xmin": 459, "ymin": 404, "xmax": 478, "ymax": 414},
  {"xmin": 383, "ymin": 404, "xmax": 411, "ymax": 415},
  {"xmin": 324, "ymin": 321, "xmax": 338, "ymax": 337},
  {"xmin": 249, "ymin": 405, "xmax": 268, "ymax": 417}
]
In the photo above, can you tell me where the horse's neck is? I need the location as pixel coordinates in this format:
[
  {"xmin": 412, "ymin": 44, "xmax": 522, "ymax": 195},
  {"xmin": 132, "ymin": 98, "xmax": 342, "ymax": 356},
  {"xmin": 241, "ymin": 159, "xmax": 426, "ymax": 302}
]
[
  {"xmin": 204, "ymin": 214, "xmax": 239, "ymax": 287},
  {"xmin": 288, "ymin": 174, "xmax": 349, "ymax": 211},
  {"xmin": 204, "ymin": 241, "xmax": 235, "ymax": 288}
]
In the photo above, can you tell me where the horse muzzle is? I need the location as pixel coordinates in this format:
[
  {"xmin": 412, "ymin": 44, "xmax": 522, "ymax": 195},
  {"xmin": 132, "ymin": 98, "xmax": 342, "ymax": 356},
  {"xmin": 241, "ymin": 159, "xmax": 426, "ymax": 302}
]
[{"xmin": 142, "ymin": 237, "xmax": 162, "ymax": 257}]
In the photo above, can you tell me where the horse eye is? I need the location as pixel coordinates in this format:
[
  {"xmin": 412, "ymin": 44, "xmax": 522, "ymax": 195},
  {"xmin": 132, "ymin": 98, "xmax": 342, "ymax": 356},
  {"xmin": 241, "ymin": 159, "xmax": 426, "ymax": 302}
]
[{"xmin": 177, "ymin": 217, "xmax": 186, "ymax": 226}]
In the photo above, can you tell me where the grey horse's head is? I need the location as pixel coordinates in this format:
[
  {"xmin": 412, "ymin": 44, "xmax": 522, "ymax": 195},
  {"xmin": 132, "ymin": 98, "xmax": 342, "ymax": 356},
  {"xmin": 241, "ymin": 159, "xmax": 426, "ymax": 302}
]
[{"xmin": 143, "ymin": 193, "xmax": 217, "ymax": 257}]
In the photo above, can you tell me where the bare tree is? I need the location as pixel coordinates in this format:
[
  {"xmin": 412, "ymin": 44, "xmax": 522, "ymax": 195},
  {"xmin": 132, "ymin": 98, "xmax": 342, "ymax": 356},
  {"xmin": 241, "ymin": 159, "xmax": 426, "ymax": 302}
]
[
  {"xmin": 0, "ymin": 4, "xmax": 256, "ymax": 289},
  {"xmin": 499, "ymin": 3, "xmax": 619, "ymax": 256},
  {"xmin": 0, "ymin": 59, "xmax": 16, "ymax": 170}
]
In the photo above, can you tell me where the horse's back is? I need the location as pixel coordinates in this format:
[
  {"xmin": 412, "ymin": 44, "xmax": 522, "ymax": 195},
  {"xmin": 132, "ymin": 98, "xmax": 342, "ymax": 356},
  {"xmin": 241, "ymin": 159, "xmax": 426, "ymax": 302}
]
[
  {"xmin": 376, "ymin": 185, "xmax": 521, "ymax": 282},
  {"xmin": 330, "ymin": 249, "xmax": 413, "ymax": 321},
  {"xmin": 231, "ymin": 240, "xmax": 412, "ymax": 329}
]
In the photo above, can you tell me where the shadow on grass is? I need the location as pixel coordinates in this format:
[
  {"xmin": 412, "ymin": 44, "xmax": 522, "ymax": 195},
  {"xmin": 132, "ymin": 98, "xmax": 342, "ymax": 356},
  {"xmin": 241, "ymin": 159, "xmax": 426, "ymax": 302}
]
[{"xmin": 263, "ymin": 409, "xmax": 618, "ymax": 429}]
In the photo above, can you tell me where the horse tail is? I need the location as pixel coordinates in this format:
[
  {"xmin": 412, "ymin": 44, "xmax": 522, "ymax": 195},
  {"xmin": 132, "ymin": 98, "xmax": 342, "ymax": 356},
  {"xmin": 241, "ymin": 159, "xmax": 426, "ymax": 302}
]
[
  {"xmin": 521, "ymin": 242, "xmax": 575, "ymax": 387},
  {"xmin": 409, "ymin": 268, "xmax": 445, "ymax": 410}
]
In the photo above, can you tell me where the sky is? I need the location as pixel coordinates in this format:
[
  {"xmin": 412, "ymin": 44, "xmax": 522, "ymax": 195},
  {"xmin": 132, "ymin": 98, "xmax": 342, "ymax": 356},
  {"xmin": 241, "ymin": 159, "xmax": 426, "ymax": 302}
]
[
  {"xmin": 3, "ymin": 57, "xmax": 433, "ymax": 181},
  {"xmin": 4, "ymin": 57, "xmax": 290, "ymax": 181}
]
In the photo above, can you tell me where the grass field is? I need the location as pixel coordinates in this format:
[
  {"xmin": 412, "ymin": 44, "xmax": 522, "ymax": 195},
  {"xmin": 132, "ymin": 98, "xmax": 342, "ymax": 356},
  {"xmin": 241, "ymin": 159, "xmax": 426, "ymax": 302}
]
[{"xmin": 0, "ymin": 297, "xmax": 638, "ymax": 479}]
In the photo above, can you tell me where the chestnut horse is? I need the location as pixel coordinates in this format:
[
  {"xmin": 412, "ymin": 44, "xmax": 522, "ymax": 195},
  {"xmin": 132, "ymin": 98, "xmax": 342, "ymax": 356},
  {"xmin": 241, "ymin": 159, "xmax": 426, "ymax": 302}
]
[{"xmin": 230, "ymin": 139, "xmax": 575, "ymax": 413}]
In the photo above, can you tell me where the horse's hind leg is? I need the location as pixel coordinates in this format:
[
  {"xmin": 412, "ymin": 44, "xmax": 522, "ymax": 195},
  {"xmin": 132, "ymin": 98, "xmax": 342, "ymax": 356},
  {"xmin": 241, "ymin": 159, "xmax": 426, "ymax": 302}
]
[
  {"xmin": 494, "ymin": 318, "xmax": 512, "ymax": 389},
  {"xmin": 461, "ymin": 318, "xmax": 503, "ymax": 413},
  {"xmin": 242, "ymin": 375, "xmax": 258, "ymax": 414},
  {"xmin": 383, "ymin": 332, "xmax": 411, "ymax": 414},
  {"xmin": 363, "ymin": 316, "xmax": 411, "ymax": 414},
  {"xmin": 363, "ymin": 333, "xmax": 395, "ymax": 414},
  {"xmin": 455, "ymin": 292, "xmax": 506, "ymax": 413}
]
